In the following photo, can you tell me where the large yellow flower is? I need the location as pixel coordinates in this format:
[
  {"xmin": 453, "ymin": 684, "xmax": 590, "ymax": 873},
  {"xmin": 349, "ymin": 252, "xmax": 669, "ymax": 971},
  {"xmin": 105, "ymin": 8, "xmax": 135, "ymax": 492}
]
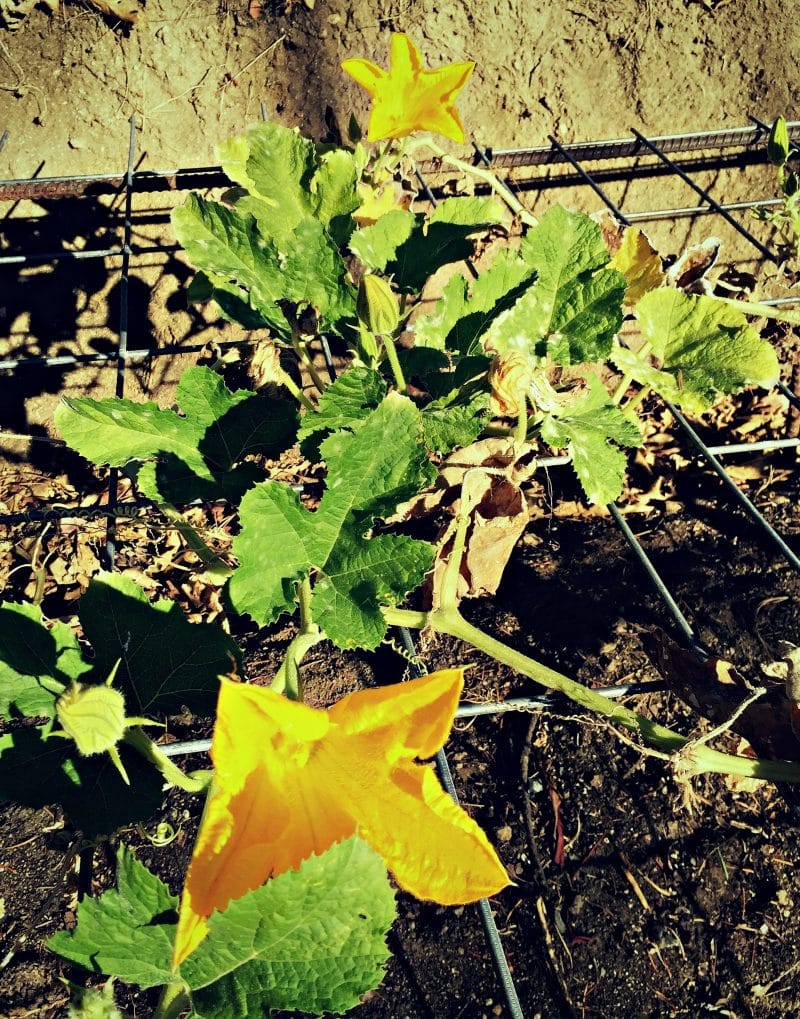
[
  {"xmin": 342, "ymin": 33, "xmax": 474, "ymax": 143},
  {"xmin": 173, "ymin": 670, "xmax": 510, "ymax": 967}
]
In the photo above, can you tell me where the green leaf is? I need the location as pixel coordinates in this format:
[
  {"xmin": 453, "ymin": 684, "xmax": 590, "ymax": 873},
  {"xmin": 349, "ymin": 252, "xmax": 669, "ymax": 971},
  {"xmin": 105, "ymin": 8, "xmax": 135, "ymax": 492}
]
[
  {"xmin": 182, "ymin": 837, "xmax": 396, "ymax": 1019},
  {"xmin": 228, "ymin": 393, "xmax": 435, "ymax": 649},
  {"xmin": 540, "ymin": 376, "xmax": 642, "ymax": 505},
  {"xmin": 390, "ymin": 198, "xmax": 507, "ymax": 293},
  {"xmin": 297, "ymin": 365, "xmax": 387, "ymax": 458},
  {"xmin": 414, "ymin": 248, "xmax": 535, "ymax": 354},
  {"xmin": 49, "ymin": 846, "xmax": 178, "ymax": 989},
  {"xmin": 173, "ymin": 193, "xmax": 357, "ymax": 336},
  {"xmin": 311, "ymin": 147, "xmax": 360, "ymax": 245},
  {"xmin": 64, "ymin": 978, "xmax": 123, "ymax": 1019},
  {"xmin": 244, "ymin": 121, "xmax": 317, "ymax": 240},
  {"xmin": 55, "ymin": 365, "xmax": 298, "ymax": 503},
  {"xmin": 422, "ymin": 389, "xmax": 490, "ymax": 453},
  {"xmin": 172, "ymin": 194, "xmax": 294, "ymax": 337},
  {"xmin": 482, "ymin": 206, "xmax": 626, "ymax": 364},
  {"xmin": 0, "ymin": 723, "xmax": 165, "ymax": 836},
  {"xmin": 619, "ymin": 289, "xmax": 781, "ymax": 413},
  {"xmin": 79, "ymin": 572, "xmax": 239, "ymax": 716},
  {"xmin": 0, "ymin": 602, "xmax": 90, "ymax": 720},
  {"xmin": 349, "ymin": 208, "xmax": 416, "ymax": 271}
]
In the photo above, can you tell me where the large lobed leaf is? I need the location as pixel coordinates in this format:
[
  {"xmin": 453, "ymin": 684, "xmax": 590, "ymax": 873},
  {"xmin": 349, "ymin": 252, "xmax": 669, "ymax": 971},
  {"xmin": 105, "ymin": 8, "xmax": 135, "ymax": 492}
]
[
  {"xmin": 79, "ymin": 572, "xmax": 240, "ymax": 717},
  {"xmin": 176, "ymin": 123, "xmax": 358, "ymax": 336},
  {"xmin": 540, "ymin": 376, "xmax": 642, "ymax": 505},
  {"xmin": 182, "ymin": 837, "xmax": 396, "ymax": 1018},
  {"xmin": 49, "ymin": 846, "xmax": 179, "ymax": 989},
  {"xmin": 481, "ymin": 205, "xmax": 627, "ymax": 365},
  {"xmin": 0, "ymin": 601, "xmax": 91, "ymax": 720},
  {"xmin": 55, "ymin": 365, "xmax": 297, "ymax": 504},
  {"xmin": 228, "ymin": 392, "xmax": 435, "ymax": 649},
  {"xmin": 612, "ymin": 288, "xmax": 781, "ymax": 413}
]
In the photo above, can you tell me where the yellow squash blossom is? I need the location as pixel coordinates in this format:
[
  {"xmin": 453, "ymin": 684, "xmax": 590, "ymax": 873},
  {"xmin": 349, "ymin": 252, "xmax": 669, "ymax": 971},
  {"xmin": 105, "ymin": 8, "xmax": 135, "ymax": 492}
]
[
  {"xmin": 173, "ymin": 670, "xmax": 509, "ymax": 967},
  {"xmin": 342, "ymin": 33, "xmax": 474, "ymax": 143}
]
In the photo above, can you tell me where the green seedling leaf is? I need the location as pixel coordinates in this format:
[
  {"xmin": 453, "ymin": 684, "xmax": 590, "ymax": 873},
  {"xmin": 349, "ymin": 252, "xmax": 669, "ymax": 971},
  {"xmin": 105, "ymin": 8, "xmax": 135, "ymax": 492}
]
[
  {"xmin": 413, "ymin": 248, "xmax": 535, "ymax": 354},
  {"xmin": 390, "ymin": 197, "xmax": 507, "ymax": 292},
  {"xmin": 79, "ymin": 572, "xmax": 240, "ymax": 716},
  {"xmin": 229, "ymin": 393, "xmax": 435, "ymax": 649},
  {"xmin": 181, "ymin": 837, "xmax": 396, "ymax": 1019},
  {"xmin": 297, "ymin": 365, "xmax": 387, "ymax": 458},
  {"xmin": 0, "ymin": 601, "xmax": 91, "ymax": 720},
  {"xmin": 0, "ymin": 723, "xmax": 165, "ymax": 836},
  {"xmin": 49, "ymin": 846, "xmax": 178, "ymax": 989},
  {"xmin": 540, "ymin": 376, "xmax": 642, "ymax": 505},
  {"xmin": 238, "ymin": 121, "xmax": 317, "ymax": 242},
  {"xmin": 482, "ymin": 205, "xmax": 627, "ymax": 364},
  {"xmin": 349, "ymin": 208, "xmax": 416, "ymax": 271},
  {"xmin": 55, "ymin": 365, "xmax": 297, "ymax": 504},
  {"xmin": 615, "ymin": 289, "xmax": 781, "ymax": 413}
]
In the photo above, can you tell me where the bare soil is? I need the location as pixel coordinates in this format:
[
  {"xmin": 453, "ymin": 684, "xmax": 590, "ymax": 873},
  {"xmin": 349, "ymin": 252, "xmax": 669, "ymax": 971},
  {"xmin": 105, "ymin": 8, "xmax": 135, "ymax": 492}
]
[{"xmin": 2, "ymin": 2, "xmax": 800, "ymax": 1018}]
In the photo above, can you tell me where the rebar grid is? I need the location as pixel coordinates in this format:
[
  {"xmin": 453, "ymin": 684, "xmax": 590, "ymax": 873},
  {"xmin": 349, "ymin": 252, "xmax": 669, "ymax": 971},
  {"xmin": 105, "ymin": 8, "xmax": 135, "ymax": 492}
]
[{"xmin": 2, "ymin": 119, "xmax": 800, "ymax": 1017}]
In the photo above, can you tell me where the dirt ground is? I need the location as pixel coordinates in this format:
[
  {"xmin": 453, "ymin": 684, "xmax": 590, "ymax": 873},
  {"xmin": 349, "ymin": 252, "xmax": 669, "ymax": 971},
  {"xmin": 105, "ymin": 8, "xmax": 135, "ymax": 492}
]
[
  {"xmin": 2, "ymin": 2, "xmax": 800, "ymax": 1018},
  {"xmin": 0, "ymin": 0, "xmax": 799, "ymax": 179}
]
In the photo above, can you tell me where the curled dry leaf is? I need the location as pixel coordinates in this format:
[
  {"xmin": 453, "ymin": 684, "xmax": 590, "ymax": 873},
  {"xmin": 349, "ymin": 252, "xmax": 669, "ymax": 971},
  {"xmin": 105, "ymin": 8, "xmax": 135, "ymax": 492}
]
[
  {"xmin": 393, "ymin": 438, "xmax": 538, "ymax": 608},
  {"xmin": 488, "ymin": 353, "xmax": 534, "ymax": 417},
  {"xmin": 643, "ymin": 628, "xmax": 800, "ymax": 763}
]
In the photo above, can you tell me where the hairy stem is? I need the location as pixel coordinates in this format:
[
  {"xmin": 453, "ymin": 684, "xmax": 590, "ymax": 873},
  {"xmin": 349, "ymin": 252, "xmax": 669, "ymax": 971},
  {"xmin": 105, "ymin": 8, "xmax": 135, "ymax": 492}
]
[
  {"xmin": 154, "ymin": 981, "xmax": 189, "ymax": 1019},
  {"xmin": 272, "ymin": 577, "xmax": 322, "ymax": 700},
  {"xmin": 381, "ymin": 604, "xmax": 800, "ymax": 783},
  {"xmin": 122, "ymin": 727, "xmax": 211, "ymax": 794},
  {"xmin": 381, "ymin": 332, "xmax": 408, "ymax": 393}
]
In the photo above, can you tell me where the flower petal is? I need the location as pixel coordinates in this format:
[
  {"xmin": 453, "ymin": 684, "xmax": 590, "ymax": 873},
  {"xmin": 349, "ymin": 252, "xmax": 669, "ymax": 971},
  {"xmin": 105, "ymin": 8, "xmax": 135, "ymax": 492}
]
[
  {"xmin": 360, "ymin": 763, "xmax": 511, "ymax": 903},
  {"xmin": 329, "ymin": 669, "xmax": 463, "ymax": 760},
  {"xmin": 341, "ymin": 57, "xmax": 385, "ymax": 96},
  {"xmin": 343, "ymin": 33, "xmax": 474, "ymax": 143}
]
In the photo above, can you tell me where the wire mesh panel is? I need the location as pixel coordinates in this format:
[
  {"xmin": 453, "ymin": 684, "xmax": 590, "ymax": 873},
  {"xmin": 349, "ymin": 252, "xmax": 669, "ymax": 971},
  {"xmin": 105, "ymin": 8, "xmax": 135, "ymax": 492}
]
[{"xmin": 2, "ymin": 119, "xmax": 800, "ymax": 1016}]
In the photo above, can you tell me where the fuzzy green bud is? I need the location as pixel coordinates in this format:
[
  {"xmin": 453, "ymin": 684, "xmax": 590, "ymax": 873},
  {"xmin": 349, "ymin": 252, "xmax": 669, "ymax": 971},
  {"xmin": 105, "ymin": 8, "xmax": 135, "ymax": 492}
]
[
  {"xmin": 56, "ymin": 682, "xmax": 129, "ymax": 757},
  {"xmin": 356, "ymin": 274, "xmax": 400, "ymax": 336},
  {"xmin": 768, "ymin": 116, "xmax": 790, "ymax": 167}
]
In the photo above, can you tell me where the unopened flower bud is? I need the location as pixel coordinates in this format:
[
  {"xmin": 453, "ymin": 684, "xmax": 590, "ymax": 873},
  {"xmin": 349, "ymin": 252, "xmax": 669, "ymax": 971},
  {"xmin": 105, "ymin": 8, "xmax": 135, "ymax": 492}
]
[
  {"xmin": 56, "ymin": 682, "xmax": 129, "ymax": 757},
  {"xmin": 768, "ymin": 116, "xmax": 790, "ymax": 167},
  {"xmin": 488, "ymin": 353, "xmax": 534, "ymax": 417},
  {"xmin": 356, "ymin": 274, "xmax": 400, "ymax": 336},
  {"xmin": 784, "ymin": 170, "xmax": 799, "ymax": 198}
]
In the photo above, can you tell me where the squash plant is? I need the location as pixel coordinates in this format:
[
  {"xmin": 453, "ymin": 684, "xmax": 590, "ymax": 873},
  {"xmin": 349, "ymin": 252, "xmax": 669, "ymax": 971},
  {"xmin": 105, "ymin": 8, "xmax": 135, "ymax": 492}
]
[{"xmin": 2, "ymin": 32, "xmax": 800, "ymax": 1019}]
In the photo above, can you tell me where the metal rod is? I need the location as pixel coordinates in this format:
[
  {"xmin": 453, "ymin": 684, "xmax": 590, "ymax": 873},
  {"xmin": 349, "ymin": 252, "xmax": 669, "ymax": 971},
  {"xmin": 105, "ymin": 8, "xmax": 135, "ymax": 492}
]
[
  {"xmin": 396, "ymin": 625, "xmax": 525, "ymax": 1019},
  {"xmin": 0, "ymin": 242, "xmax": 179, "ymax": 267},
  {"xmin": 607, "ymin": 503, "xmax": 704, "ymax": 651},
  {"xmin": 547, "ymin": 135, "xmax": 631, "ymax": 224},
  {"xmin": 624, "ymin": 196, "xmax": 781, "ymax": 223},
  {"xmin": 749, "ymin": 114, "xmax": 800, "ymax": 156},
  {"xmin": 104, "ymin": 117, "xmax": 137, "ymax": 569},
  {"xmin": 665, "ymin": 399, "xmax": 800, "ymax": 572},
  {"xmin": 630, "ymin": 128, "xmax": 777, "ymax": 262}
]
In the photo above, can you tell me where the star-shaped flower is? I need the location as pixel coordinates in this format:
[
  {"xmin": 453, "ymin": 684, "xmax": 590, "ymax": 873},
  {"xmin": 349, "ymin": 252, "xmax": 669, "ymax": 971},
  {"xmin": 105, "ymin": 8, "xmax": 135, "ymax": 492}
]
[
  {"xmin": 342, "ymin": 33, "xmax": 474, "ymax": 143},
  {"xmin": 173, "ymin": 670, "xmax": 509, "ymax": 966}
]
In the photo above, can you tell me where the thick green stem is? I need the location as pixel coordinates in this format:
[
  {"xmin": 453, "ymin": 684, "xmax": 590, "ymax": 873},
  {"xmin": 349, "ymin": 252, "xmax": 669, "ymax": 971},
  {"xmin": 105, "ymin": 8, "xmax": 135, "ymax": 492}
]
[
  {"xmin": 276, "ymin": 367, "xmax": 316, "ymax": 412},
  {"xmin": 289, "ymin": 333, "xmax": 328, "ymax": 394},
  {"xmin": 272, "ymin": 577, "xmax": 322, "ymax": 700},
  {"xmin": 154, "ymin": 981, "xmax": 189, "ymax": 1019},
  {"xmin": 411, "ymin": 135, "xmax": 538, "ymax": 227},
  {"xmin": 715, "ymin": 295, "xmax": 800, "ymax": 327},
  {"xmin": 381, "ymin": 604, "xmax": 800, "ymax": 783},
  {"xmin": 381, "ymin": 332, "xmax": 408, "ymax": 393},
  {"xmin": 122, "ymin": 727, "xmax": 211, "ymax": 794}
]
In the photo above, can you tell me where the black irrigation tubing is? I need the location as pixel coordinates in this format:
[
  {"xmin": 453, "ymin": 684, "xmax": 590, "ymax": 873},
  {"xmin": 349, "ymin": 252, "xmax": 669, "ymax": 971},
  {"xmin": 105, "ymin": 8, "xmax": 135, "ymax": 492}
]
[{"xmin": 547, "ymin": 134, "xmax": 631, "ymax": 225}]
